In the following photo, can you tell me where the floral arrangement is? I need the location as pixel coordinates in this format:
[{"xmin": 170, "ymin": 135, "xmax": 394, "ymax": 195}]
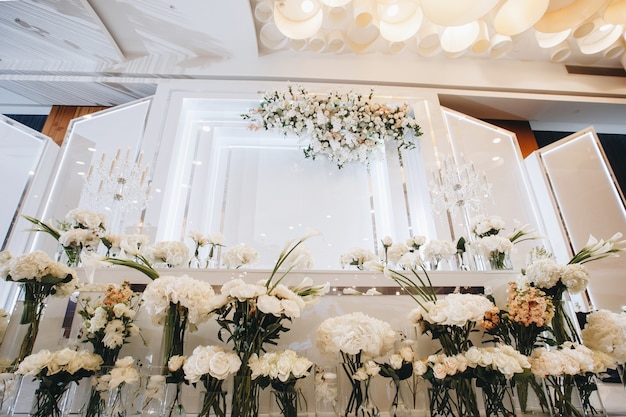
[
  {"xmin": 377, "ymin": 344, "xmax": 415, "ymax": 415},
  {"xmin": 316, "ymin": 312, "xmax": 395, "ymax": 416},
  {"xmin": 471, "ymin": 215, "xmax": 506, "ymax": 238},
  {"xmin": 475, "ymin": 235, "xmax": 514, "ymax": 269},
  {"xmin": 141, "ymin": 275, "xmax": 217, "ymax": 368},
  {"xmin": 188, "ymin": 231, "xmax": 224, "ymax": 268},
  {"xmin": 144, "ymin": 241, "xmax": 190, "ymax": 268},
  {"xmin": 0, "ymin": 250, "xmax": 77, "ymax": 364},
  {"xmin": 242, "ymin": 85, "xmax": 422, "ymax": 169},
  {"xmin": 221, "ymin": 243, "xmax": 260, "ymax": 269},
  {"xmin": 183, "ymin": 345, "xmax": 241, "ymax": 417},
  {"xmin": 249, "ymin": 350, "xmax": 313, "ymax": 417},
  {"xmin": 77, "ymin": 281, "xmax": 141, "ymax": 365},
  {"xmin": 22, "ymin": 209, "xmax": 107, "ymax": 267},
  {"xmin": 408, "ymin": 292, "xmax": 496, "ymax": 355},
  {"xmin": 339, "ymin": 247, "xmax": 376, "ymax": 269},
  {"xmin": 420, "ymin": 239, "xmax": 456, "ymax": 270},
  {"xmin": 89, "ymin": 356, "xmax": 140, "ymax": 417},
  {"xmin": 581, "ymin": 309, "xmax": 626, "ymax": 363},
  {"xmin": 209, "ymin": 234, "xmax": 327, "ymax": 417},
  {"xmin": 314, "ymin": 366, "xmax": 337, "ymax": 414},
  {"xmin": 16, "ymin": 348, "xmax": 103, "ymax": 417}
]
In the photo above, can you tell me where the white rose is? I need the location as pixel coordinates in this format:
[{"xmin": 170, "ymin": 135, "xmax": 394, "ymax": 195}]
[
  {"xmin": 256, "ymin": 294, "xmax": 282, "ymax": 316},
  {"xmin": 209, "ymin": 351, "xmax": 241, "ymax": 380}
]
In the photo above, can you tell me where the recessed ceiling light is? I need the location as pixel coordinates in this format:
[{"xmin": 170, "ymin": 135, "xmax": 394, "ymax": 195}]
[
  {"xmin": 492, "ymin": 156, "xmax": 501, "ymax": 161},
  {"xmin": 492, "ymin": 138, "xmax": 501, "ymax": 143},
  {"xmin": 201, "ymin": 125, "xmax": 211, "ymax": 132}
]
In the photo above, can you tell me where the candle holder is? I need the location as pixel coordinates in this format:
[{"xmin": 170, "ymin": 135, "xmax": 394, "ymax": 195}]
[{"xmin": 83, "ymin": 148, "xmax": 151, "ymax": 234}]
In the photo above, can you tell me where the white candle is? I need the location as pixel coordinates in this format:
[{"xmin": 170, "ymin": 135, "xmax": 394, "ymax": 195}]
[
  {"xmin": 86, "ymin": 164, "xmax": 94, "ymax": 182},
  {"xmin": 136, "ymin": 151, "xmax": 143, "ymax": 167},
  {"xmin": 125, "ymin": 148, "xmax": 130, "ymax": 164}
]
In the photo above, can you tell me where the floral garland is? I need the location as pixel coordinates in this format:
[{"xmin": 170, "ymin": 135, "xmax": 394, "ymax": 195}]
[{"xmin": 242, "ymin": 85, "xmax": 422, "ymax": 169}]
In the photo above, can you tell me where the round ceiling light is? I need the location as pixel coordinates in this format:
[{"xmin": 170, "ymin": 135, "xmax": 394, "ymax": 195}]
[
  {"xmin": 440, "ymin": 21, "xmax": 480, "ymax": 54},
  {"xmin": 493, "ymin": 0, "xmax": 549, "ymax": 36},
  {"xmin": 421, "ymin": 0, "xmax": 500, "ymax": 26},
  {"xmin": 274, "ymin": 0, "xmax": 323, "ymax": 39},
  {"xmin": 379, "ymin": 2, "xmax": 423, "ymax": 42},
  {"xmin": 534, "ymin": 0, "xmax": 610, "ymax": 33}
]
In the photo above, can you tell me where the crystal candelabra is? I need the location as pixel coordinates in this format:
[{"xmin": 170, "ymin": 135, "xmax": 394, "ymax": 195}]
[
  {"xmin": 430, "ymin": 154, "xmax": 492, "ymax": 217},
  {"xmin": 84, "ymin": 148, "xmax": 151, "ymax": 234}
]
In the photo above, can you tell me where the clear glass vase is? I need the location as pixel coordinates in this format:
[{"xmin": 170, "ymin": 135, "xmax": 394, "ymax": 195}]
[
  {"xmin": 231, "ymin": 373, "xmax": 259, "ymax": 417},
  {"xmin": 480, "ymin": 377, "xmax": 518, "ymax": 417},
  {"xmin": 543, "ymin": 375, "xmax": 585, "ymax": 417},
  {"xmin": 162, "ymin": 382, "xmax": 186, "ymax": 417},
  {"xmin": 198, "ymin": 388, "xmax": 227, "ymax": 417},
  {"xmin": 140, "ymin": 371, "xmax": 167, "ymax": 417},
  {"xmin": 0, "ymin": 287, "xmax": 47, "ymax": 365},
  {"xmin": 514, "ymin": 373, "xmax": 551, "ymax": 416},
  {"xmin": 270, "ymin": 380, "xmax": 306, "ymax": 417},
  {"xmin": 30, "ymin": 378, "xmax": 77, "ymax": 417},
  {"xmin": 315, "ymin": 366, "xmax": 338, "ymax": 417},
  {"xmin": 428, "ymin": 376, "xmax": 479, "ymax": 417},
  {"xmin": 356, "ymin": 379, "xmax": 379, "ymax": 417},
  {"xmin": 488, "ymin": 251, "xmax": 512, "ymax": 270},
  {"xmin": 389, "ymin": 377, "xmax": 423, "ymax": 417},
  {"xmin": 0, "ymin": 369, "xmax": 20, "ymax": 417},
  {"xmin": 574, "ymin": 374, "xmax": 607, "ymax": 417}
]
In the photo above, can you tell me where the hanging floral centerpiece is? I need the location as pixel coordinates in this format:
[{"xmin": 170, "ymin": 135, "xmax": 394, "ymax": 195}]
[
  {"xmin": 209, "ymin": 233, "xmax": 328, "ymax": 417},
  {"xmin": 0, "ymin": 250, "xmax": 77, "ymax": 364},
  {"xmin": 76, "ymin": 281, "xmax": 142, "ymax": 417},
  {"xmin": 142, "ymin": 274, "xmax": 218, "ymax": 416},
  {"xmin": 242, "ymin": 85, "xmax": 422, "ymax": 169},
  {"xmin": 249, "ymin": 350, "xmax": 313, "ymax": 417},
  {"xmin": 316, "ymin": 312, "xmax": 395, "ymax": 417},
  {"xmin": 16, "ymin": 348, "xmax": 103, "ymax": 417},
  {"xmin": 183, "ymin": 345, "xmax": 241, "ymax": 417}
]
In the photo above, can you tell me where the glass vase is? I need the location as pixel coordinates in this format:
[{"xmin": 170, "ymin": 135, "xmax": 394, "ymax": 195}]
[
  {"xmin": 356, "ymin": 378, "xmax": 379, "ymax": 417},
  {"xmin": 231, "ymin": 374, "xmax": 259, "ymax": 417},
  {"xmin": 574, "ymin": 374, "xmax": 607, "ymax": 417},
  {"xmin": 270, "ymin": 380, "xmax": 306, "ymax": 417},
  {"xmin": 0, "ymin": 369, "xmax": 20, "ymax": 417},
  {"xmin": 56, "ymin": 244, "xmax": 82, "ymax": 268},
  {"xmin": 488, "ymin": 251, "xmax": 512, "ymax": 270},
  {"xmin": 338, "ymin": 353, "xmax": 364, "ymax": 417},
  {"xmin": 315, "ymin": 366, "xmax": 338, "ymax": 417},
  {"xmin": 198, "ymin": 388, "xmax": 227, "ymax": 417},
  {"xmin": 140, "ymin": 371, "xmax": 167, "ymax": 417},
  {"xmin": 428, "ymin": 376, "xmax": 479, "ymax": 417},
  {"xmin": 543, "ymin": 375, "xmax": 584, "ymax": 417},
  {"xmin": 30, "ymin": 378, "xmax": 77, "ymax": 417},
  {"xmin": 162, "ymin": 382, "xmax": 186, "ymax": 417},
  {"xmin": 159, "ymin": 303, "xmax": 188, "ymax": 368},
  {"xmin": 389, "ymin": 377, "xmax": 423, "ymax": 417},
  {"xmin": 480, "ymin": 377, "xmax": 518, "ymax": 417},
  {"xmin": 0, "ymin": 287, "xmax": 47, "ymax": 365},
  {"xmin": 103, "ymin": 384, "xmax": 128, "ymax": 417},
  {"xmin": 514, "ymin": 373, "xmax": 551, "ymax": 416}
]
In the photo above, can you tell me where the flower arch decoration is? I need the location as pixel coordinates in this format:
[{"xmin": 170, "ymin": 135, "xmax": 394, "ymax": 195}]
[{"xmin": 242, "ymin": 85, "xmax": 423, "ymax": 169}]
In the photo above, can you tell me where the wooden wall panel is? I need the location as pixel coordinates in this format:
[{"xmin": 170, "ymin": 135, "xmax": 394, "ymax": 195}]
[{"xmin": 42, "ymin": 105, "xmax": 109, "ymax": 146}]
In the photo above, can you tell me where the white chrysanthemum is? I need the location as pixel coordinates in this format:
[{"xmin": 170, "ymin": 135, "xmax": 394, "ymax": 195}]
[
  {"xmin": 141, "ymin": 275, "xmax": 216, "ymax": 326},
  {"xmin": 316, "ymin": 312, "xmax": 395, "ymax": 359},
  {"xmin": 422, "ymin": 293, "xmax": 495, "ymax": 327},
  {"xmin": 65, "ymin": 208, "xmax": 106, "ymax": 230},
  {"xmin": 222, "ymin": 244, "xmax": 260, "ymax": 268},
  {"xmin": 525, "ymin": 259, "xmax": 563, "ymax": 289},
  {"xmin": 560, "ymin": 264, "xmax": 589, "ymax": 294},
  {"xmin": 582, "ymin": 309, "xmax": 626, "ymax": 362},
  {"xmin": 145, "ymin": 241, "xmax": 190, "ymax": 267}
]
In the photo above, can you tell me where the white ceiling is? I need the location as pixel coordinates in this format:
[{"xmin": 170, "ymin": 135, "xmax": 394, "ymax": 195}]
[{"xmin": 1, "ymin": 0, "xmax": 626, "ymax": 133}]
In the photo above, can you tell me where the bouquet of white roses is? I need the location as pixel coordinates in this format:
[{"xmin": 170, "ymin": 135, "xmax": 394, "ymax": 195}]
[
  {"xmin": 249, "ymin": 349, "xmax": 313, "ymax": 417},
  {"xmin": 339, "ymin": 247, "xmax": 376, "ymax": 270},
  {"xmin": 16, "ymin": 348, "xmax": 103, "ymax": 417},
  {"xmin": 183, "ymin": 345, "xmax": 241, "ymax": 417}
]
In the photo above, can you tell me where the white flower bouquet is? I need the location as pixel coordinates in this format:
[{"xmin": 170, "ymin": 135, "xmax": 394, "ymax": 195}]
[
  {"xmin": 316, "ymin": 312, "xmax": 395, "ymax": 416},
  {"xmin": 141, "ymin": 275, "xmax": 217, "ymax": 371},
  {"xmin": 249, "ymin": 350, "xmax": 313, "ymax": 417},
  {"xmin": 582, "ymin": 309, "xmax": 626, "ymax": 363},
  {"xmin": 16, "ymin": 348, "xmax": 103, "ymax": 417},
  {"xmin": 339, "ymin": 247, "xmax": 376, "ymax": 270},
  {"xmin": 183, "ymin": 345, "xmax": 241, "ymax": 417},
  {"xmin": 222, "ymin": 243, "xmax": 259, "ymax": 269},
  {"xmin": 242, "ymin": 85, "xmax": 422, "ymax": 169},
  {"xmin": 420, "ymin": 239, "xmax": 456, "ymax": 270},
  {"xmin": 144, "ymin": 241, "xmax": 190, "ymax": 268},
  {"xmin": 0, "ymin": 250, "xmax": 77, "ymax": 363},
  {"xmin": 471, "ymin": 215, "xmax": 506, "ymax": 238}
]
